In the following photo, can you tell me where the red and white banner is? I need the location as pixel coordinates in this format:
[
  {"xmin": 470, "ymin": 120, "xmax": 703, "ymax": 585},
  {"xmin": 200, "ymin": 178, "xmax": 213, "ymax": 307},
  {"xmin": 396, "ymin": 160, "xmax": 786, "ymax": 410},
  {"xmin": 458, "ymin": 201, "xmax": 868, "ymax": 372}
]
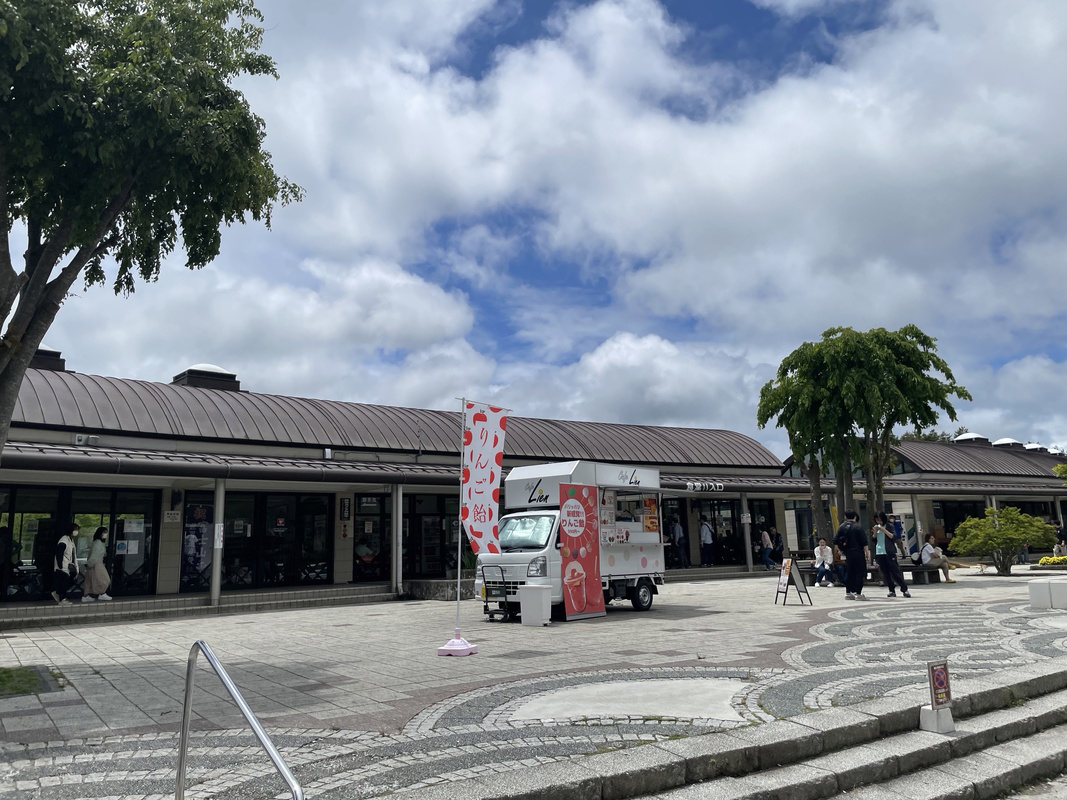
[
  {"xmin": 460, "ymin": 401, "xmax": 508, "ymax": 555},
  {"xmin": 559, "ymin": 483, "xmax": 606, "ymax": 620}
]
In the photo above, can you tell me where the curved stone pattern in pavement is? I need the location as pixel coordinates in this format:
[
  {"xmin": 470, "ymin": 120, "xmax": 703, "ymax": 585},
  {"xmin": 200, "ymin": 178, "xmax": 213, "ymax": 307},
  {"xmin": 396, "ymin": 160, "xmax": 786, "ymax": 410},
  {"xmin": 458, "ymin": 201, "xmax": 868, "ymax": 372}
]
[
  {"xmin": 749, "ymin": 600, "xmax": 1067, "ymax": 719},
  {"xmin": 3, "ymin": 587, "xmax": 1067, "ymax": 799},
  {"xmin": 1, "ymin": 666, "xmax": 781, "ymax": 800}
]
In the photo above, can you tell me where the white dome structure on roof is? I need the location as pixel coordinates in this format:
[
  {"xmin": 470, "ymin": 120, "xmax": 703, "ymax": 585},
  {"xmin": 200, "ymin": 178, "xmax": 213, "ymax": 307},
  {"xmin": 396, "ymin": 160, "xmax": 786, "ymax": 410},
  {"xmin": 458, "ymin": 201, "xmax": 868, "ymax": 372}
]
[
  {"xmin": 992, "ymin": 437, "xmax": 1023, "ymax": 447},
  {"xmin": 1024, "ymin": 443, "xmax": 1047, "ymax": 451},
  {"xmin": 187, "ymin": 363, "xmax": 231, "ymax": 374},
  {"xmin": 954, "ymin": 432, "xmax": 988, "ymax": 443}
]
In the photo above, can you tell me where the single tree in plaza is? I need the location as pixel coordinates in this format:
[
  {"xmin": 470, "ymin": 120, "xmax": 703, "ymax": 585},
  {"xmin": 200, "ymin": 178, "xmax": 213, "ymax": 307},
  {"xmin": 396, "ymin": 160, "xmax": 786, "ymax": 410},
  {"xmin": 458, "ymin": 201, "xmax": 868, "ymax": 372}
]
[
  {"xmin": 951, "ymin": 507, "xmax": 1057, "ymax": 576},
  {"xmin": 759, "ymin": 325, "xmax": 970, "ymax": 531},
  {"xmin": 0, "ymin": 0, "xmax": 301, "ymax": 452}
]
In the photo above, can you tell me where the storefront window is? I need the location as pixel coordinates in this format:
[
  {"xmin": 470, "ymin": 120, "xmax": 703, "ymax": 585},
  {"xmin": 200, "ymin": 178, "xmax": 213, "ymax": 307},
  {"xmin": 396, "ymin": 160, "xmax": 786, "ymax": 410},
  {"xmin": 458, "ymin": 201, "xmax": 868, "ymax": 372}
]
[
  {"xmin": 182, "ymin": 491, "xmax": 332, "ymax": 592},
  {"xmin": 353, "ymin": 494, "xmax": 390, "ymax": 583}
]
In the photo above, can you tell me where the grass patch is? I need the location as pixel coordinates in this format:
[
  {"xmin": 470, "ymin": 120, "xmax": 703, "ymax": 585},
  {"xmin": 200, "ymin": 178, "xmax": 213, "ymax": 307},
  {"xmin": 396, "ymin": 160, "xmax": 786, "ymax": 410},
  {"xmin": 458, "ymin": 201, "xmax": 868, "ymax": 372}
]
[{"xmin": 0, "ymin": 666, "xmax": 42, "ymax": 697}]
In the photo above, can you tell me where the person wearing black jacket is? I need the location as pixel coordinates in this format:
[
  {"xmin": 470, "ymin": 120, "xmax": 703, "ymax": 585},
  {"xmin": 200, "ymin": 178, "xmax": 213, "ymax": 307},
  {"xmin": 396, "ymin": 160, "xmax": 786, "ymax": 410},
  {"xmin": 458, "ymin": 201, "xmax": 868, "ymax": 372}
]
[{"xmin": 834, "ymin": 510, "xmax": 870, "ymax": 601}]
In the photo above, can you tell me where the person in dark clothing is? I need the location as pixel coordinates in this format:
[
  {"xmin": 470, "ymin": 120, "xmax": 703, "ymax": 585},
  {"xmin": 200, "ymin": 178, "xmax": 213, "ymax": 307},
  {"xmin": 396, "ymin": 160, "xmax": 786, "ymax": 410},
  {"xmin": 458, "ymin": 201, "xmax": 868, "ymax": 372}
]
[
  {"xmin": 834, "ymin": 510, "xmax": 870, "ymax": 601},
  {"xmin": 873, "ymin": 512, "xmax": 910, "ymax": 598}
]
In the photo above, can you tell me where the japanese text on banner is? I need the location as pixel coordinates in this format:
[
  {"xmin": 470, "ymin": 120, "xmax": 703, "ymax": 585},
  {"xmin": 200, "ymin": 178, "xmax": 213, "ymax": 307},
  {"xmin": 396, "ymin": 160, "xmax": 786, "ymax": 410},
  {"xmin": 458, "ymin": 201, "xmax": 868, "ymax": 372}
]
[{"xmin": 460, "ymin": 402, "xmax": 508, "ymax": 555}]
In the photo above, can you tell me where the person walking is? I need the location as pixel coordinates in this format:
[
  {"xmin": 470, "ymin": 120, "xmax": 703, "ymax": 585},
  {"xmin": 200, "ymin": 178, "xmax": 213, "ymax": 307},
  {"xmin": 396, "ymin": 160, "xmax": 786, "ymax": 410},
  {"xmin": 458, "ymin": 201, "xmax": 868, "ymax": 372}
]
[
  {"xmin": 672, "ymin": 516, "xmax": 689, "ymax": 569},
  {"xmin": 51, "ymin": 523, "xmax": 81, "ymax": 604},
  {"xmin": 81, "ymin": 527, "xmax": 113, "ymax": 602},
  {"xmin": 835, "ymin": 510, "xmax": 870, "ymax": 600},
  {"xmin": 873, "ymin": 512, "xmax": 910, "ymax": 598},
  {"xmin": 760, "ymin": 527, "xmax": 775, "ymax": 570},
  {"xmin": 699, "ymin": 515, "xmax": 714, "ymax": 567},
  {"xmin": 921, "ymin": 534, "xmax": 956, "ymax": 583}
]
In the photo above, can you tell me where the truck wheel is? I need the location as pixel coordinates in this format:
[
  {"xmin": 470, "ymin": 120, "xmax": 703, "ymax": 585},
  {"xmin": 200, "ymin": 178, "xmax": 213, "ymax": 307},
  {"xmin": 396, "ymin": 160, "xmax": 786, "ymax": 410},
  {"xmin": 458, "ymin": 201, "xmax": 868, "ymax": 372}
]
[{"xmin": 630, "ymin": 579, "xmax": 654, "ymax": 612}]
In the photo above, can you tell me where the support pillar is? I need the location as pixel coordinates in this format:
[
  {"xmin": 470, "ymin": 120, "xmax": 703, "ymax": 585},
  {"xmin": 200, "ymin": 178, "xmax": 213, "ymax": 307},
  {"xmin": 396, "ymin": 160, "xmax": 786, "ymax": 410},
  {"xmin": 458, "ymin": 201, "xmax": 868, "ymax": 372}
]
[
  {"xmin": 391, "ymin": 485, "xmax": 404, "ymax": 595},
  {"xmin": 741, "ymin": 493, "xmax": 754, "ymax": 572},
  {"xmin": 209, "ymin": 479, "xmax": 225, "ymax": 607}
]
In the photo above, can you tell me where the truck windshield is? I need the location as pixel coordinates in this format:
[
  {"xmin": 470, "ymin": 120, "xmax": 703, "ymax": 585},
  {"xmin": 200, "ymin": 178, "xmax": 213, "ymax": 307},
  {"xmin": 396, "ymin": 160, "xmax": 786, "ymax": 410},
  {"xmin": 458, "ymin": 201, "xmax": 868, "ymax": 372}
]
[{"xmin": 498, "ymin": 515, "xmax": 555, "ymax": 550}]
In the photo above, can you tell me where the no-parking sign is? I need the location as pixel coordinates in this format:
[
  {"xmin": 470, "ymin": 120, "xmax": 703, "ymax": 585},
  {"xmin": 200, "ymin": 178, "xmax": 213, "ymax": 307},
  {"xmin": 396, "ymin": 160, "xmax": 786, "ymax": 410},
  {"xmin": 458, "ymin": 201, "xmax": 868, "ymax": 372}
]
[{"xmin": 928, "ymin": 660, "xmax": 952, "ymax": 709}]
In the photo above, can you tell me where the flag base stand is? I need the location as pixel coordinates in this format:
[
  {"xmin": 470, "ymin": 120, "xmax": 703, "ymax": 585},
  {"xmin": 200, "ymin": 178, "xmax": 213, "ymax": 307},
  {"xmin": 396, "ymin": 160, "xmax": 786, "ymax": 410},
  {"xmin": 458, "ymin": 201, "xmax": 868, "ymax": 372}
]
[{"xmin": 437, "ymin": 628, "xmax": 478, "ymax": 657}]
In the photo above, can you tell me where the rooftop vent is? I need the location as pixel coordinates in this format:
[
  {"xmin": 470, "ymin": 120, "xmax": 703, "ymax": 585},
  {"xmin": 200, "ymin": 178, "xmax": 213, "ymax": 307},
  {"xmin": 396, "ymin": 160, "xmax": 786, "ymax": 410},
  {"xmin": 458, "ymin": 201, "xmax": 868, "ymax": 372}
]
[
  {"xmin": 171, "ymin": 363, "xmax": 241, "ymax": 392},
  {"xmin": 992, "ymin": 437, "xmax": 1023, "ymax": 447},
  {"xmin": 29, "ymin": 344, "xmax": 67, "ymax": 372},
  {"xmin": 954, "ymin": 432, "xmax": 989, "ymax": 444},
  {"xmin": 1024, "ymin": 443, "xmax": 1049, "ymax": 453}
]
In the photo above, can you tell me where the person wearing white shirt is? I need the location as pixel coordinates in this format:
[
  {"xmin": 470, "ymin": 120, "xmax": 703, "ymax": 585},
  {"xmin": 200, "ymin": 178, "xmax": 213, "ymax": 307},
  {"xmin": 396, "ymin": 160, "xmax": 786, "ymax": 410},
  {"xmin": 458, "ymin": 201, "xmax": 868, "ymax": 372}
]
[
  {"xmin": 699, "ymin": 515, "xmax": 714, "ymax": 567},
  {"xmin": 812, "ymin": 538, "xmax": 836, "ymax": 587},
  {"xmin": 921, "ymin": 534, "xmax": 955, "ymax": 583}
]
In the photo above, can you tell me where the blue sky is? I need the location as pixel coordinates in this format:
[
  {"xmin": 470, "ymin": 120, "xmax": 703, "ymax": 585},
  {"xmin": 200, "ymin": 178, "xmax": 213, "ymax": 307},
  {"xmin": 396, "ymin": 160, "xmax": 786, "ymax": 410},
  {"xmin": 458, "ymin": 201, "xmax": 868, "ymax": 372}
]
[{"xmin": 48, "ymin": 0, "xmax": 1067, "ymax": 457}]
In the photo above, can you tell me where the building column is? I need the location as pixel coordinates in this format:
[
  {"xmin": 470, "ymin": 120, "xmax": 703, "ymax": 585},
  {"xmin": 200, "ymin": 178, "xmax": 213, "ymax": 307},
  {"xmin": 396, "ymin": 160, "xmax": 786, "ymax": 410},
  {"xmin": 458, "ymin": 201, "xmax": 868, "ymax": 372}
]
[
  {"xmin": 391, "ymin": 485, "xmax": 404, "ymax": 594},
  {"xmin": 209, "ymin": 479, "xmax": 225, "ymax": 607},
  {"xmin": 741, "ymin": 493, "xmax": 754, "ymax": 572}
]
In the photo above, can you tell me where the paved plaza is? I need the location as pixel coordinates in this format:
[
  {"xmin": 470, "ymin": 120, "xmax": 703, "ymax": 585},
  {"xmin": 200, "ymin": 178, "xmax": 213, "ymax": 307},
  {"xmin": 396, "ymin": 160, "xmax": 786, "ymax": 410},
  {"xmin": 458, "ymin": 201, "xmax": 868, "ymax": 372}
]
[{"xmin": 2, "ymin": 568, "xmax": 1067, "ymax": 799}]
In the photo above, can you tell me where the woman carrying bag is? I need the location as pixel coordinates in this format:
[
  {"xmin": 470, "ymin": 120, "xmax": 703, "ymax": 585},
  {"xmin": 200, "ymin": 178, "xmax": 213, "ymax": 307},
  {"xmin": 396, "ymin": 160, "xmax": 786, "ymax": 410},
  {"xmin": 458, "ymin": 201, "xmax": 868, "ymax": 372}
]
[{"xmin": 82, "ymin": 527, "xmax": 113, "ymax": 601}]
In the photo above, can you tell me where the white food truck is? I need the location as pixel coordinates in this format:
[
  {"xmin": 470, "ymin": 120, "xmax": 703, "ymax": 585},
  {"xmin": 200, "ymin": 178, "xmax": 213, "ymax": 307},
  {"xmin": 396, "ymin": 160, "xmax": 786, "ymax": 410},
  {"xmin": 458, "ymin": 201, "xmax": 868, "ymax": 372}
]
[{"xmin": 474, "ymin": 460, "xmax": 667, "ymax": 617}]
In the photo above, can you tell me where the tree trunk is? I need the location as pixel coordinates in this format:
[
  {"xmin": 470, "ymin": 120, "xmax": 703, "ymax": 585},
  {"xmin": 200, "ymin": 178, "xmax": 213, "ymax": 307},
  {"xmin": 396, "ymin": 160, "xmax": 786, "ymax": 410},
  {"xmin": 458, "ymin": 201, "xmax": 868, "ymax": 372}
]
[
  {"xmin": 993, "ymin": 548, "xmax": 1013, "ymax": 576},
  {"xmin": 804, "ymin": 460, "xmax": 826, "ymax": 540}
]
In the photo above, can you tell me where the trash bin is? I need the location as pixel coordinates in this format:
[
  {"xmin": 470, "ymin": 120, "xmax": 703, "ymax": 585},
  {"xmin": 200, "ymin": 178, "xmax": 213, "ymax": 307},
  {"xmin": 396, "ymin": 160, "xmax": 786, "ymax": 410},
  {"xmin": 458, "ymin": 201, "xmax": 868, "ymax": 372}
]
[{"xmin": 518, "ymin": 585, "xmax": 551, "ymax": 626}]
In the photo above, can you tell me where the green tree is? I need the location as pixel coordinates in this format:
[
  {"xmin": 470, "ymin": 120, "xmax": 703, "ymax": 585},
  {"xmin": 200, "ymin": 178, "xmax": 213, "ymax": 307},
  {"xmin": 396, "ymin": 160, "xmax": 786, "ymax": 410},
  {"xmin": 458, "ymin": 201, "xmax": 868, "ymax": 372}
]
[
  {"xmin": 0, "ymin": 0, "xmax": 301, "ymax": 451},
  {"xmin": 757, "ymin": 341, "xmax": 837, "ymax": 541},
  {"xmin": 842, "ymin": 325, "xmax": 971, "ymax": 515},
  {"xmin": 951, "ymin": 507, "xmax": 1056, "ymax": 576}
]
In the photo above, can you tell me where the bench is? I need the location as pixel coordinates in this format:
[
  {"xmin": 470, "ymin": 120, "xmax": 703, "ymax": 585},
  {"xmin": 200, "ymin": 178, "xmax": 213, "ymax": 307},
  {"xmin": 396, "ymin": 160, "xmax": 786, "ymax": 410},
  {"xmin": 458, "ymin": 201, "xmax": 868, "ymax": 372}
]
[{"xmin": 796, "ymin": 560, "xmax": 942, "ymax": 587}]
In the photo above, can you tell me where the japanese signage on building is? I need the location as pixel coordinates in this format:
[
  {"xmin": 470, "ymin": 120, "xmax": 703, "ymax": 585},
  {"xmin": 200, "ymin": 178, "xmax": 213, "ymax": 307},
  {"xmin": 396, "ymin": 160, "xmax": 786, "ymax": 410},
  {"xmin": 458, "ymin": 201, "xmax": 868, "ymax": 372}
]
[
  {"xmin": 559, "ymin": 483, "xmax": 606, "ymax": 620},
  {"xmin": 460, "ymin": 401, "xmax": 508, "ymax": 555}
]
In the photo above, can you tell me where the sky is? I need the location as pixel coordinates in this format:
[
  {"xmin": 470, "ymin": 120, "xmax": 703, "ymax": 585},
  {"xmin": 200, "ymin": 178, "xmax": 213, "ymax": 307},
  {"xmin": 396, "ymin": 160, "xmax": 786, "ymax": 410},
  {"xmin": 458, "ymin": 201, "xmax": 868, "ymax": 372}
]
[{"xmin": 42, "ymin": 0, "xmax": 1067, "ymax": 459}]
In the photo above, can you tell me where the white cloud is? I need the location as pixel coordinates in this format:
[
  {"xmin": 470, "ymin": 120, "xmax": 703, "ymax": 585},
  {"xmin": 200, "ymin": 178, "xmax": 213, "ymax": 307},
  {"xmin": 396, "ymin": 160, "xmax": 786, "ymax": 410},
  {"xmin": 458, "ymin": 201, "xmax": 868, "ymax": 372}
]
[{"xmin": 40, "ymin": 0, "xmax": 1067, "ymax": 460}]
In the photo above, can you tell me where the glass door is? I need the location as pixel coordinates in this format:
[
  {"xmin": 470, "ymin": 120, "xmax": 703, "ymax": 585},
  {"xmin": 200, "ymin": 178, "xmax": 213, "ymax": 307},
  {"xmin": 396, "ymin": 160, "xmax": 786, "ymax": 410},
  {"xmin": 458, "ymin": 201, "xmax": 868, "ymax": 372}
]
[{"xmin": 223, "ymin": 494, "xmax": 257, "ymax": 590}]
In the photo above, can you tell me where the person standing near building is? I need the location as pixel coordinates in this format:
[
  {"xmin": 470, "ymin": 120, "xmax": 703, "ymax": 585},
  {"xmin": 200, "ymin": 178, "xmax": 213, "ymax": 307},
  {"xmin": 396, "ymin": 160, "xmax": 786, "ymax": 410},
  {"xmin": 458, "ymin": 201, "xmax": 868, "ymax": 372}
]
[
  {"xmin": 760, "ymin": 527, "xmax": 774, "ymax": 570},
  {"xmin": 82, "ymin": 527, "xmax": 113, "ymax": 602},
  {"xmin": 672, "ymin": 516, "xmax": 689, "ymax": 569},
  {"xmin": 52, "ymin": 523, "xmax": 80, "ymax": 604},
  {"xmin": 835, "ymin": 510, "xmax": 870, "ymax": 600},
  {"xmin": 873, "ymin": 512, "xmax": 910, "ymax": 598},
  {"xmin": 699, "ymin": 515, "xmax": 714, "ymax": 567}
]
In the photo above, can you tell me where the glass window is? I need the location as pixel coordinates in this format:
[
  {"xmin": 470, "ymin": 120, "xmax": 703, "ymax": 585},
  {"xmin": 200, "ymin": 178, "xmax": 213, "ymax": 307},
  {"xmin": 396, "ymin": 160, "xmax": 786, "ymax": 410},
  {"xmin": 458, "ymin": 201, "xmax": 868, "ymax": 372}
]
[{"xmin": 498, "ymin": 515, "xmax": 555, "ymax": 550}]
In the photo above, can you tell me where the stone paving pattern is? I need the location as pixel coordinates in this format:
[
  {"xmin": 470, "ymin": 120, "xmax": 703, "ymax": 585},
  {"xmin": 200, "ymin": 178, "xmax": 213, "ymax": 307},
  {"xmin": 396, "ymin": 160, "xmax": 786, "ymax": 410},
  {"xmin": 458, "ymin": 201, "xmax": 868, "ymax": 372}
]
[{"xmin": 1, "ymin": 568, "xmax": 1066, "ymax": 798}]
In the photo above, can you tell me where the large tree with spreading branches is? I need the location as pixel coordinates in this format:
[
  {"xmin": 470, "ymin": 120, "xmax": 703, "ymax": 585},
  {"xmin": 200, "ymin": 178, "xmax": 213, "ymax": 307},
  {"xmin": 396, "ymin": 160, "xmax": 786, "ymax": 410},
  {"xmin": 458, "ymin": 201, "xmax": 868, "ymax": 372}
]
[
  {"xmin": 760, "ymin": 325, "xmax": 970, "ymax": 532},
  {"xmin": 0, "ymin": 0, "xmax": 301, "ymax": 452}
]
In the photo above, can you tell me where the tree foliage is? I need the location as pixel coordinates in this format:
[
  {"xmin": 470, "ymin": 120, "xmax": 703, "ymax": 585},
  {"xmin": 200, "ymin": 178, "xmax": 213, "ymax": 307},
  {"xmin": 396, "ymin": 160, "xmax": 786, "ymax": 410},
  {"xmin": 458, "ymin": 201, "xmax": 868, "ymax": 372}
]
[
  {"xmin": 0, "ymin": 0, "xmax": 301, "ymax": 449},
  {"xmin": 759, "ymin": 325, "xmax": 970, "ymax": 528},
  {"xmin": 951, "ymin": 507, "xmax": 1056, "ymax": 576}
]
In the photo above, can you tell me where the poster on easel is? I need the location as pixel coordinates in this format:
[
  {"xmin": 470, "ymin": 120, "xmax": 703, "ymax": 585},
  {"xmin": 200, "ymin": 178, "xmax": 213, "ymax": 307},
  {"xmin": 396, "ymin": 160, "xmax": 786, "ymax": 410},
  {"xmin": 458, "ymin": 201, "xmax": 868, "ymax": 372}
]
[
  {"xmin": 774, "ymin": 557, "xmax": 812, "ymax": 606},
  {"xmin": 559, "ymin": 483, "xmax": 606, "ymax": 620}
]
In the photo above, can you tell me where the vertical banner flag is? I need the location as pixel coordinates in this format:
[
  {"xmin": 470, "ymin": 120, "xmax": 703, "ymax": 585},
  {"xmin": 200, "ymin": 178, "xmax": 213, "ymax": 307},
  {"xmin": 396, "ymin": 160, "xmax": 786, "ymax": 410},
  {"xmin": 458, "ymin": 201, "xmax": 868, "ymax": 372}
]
[
  {"xmin": 461, "ymin": 402, "xmax": 508, "ymax": 555},
  {"xmin": 559, "ymin": 483, "xmax": 606, "ymax": 620}
]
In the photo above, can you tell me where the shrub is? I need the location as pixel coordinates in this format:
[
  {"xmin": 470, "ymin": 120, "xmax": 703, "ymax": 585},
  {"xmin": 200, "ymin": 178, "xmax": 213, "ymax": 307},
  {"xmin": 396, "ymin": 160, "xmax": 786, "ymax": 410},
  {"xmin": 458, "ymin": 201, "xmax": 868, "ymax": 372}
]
[{"xmin": 951, "ymin": 507, "xmax": 1057, "ymax": 576}]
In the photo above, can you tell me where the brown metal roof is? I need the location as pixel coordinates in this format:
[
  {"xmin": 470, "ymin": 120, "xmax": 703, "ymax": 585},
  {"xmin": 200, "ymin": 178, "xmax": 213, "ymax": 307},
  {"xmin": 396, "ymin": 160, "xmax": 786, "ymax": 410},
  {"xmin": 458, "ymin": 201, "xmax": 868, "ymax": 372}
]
[
  {"xmin": 12, "ymin": 369, "xmax": 781, "ymax": 470},
  {"xmin": 895, "ymin": 440, "xmax": 1067, "ymax": 478}
]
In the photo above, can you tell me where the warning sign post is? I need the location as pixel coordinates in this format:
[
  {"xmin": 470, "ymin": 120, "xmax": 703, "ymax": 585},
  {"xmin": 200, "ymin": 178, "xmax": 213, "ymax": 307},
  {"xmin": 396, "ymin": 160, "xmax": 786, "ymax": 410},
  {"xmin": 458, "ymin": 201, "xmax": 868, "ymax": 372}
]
[{"xmin": 920, "ymin": 660, "xmax": 955, "ymax": 733}]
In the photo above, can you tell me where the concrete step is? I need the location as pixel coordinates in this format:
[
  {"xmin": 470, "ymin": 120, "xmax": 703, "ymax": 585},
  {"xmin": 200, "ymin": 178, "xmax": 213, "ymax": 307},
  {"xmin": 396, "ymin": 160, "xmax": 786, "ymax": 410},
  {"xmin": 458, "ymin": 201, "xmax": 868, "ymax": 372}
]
[
  {"xmin": 0, "ymin": 584, "xmax": 397, "ymax": 630},
  {"xmin": 409, "ymin": 659, "xmax": 1067, "ymax": 800}
]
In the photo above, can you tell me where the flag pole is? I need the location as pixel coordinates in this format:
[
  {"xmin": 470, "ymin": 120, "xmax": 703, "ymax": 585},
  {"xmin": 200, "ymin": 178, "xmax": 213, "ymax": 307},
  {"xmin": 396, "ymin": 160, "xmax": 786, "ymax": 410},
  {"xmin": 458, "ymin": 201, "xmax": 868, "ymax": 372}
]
[{"xmin": 438, "ymin": 398, "xmax": 477, "ymax": 656}]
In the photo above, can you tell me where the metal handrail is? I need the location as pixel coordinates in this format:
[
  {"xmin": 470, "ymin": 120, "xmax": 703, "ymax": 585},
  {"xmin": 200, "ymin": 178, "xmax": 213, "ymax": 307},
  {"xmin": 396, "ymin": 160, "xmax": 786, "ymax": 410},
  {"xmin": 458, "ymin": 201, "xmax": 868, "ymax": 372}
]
[{"xmin": 176, "ymin": 639, "xmax": 303, "ymax": 800}]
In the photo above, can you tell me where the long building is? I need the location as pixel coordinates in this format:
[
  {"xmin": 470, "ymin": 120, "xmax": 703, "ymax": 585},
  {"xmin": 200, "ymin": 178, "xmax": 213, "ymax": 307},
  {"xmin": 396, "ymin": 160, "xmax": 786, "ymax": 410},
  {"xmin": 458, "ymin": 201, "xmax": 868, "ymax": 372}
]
[{"xmin": 1, "ymin": 350, "xmax": 1064, "ymax": 607}]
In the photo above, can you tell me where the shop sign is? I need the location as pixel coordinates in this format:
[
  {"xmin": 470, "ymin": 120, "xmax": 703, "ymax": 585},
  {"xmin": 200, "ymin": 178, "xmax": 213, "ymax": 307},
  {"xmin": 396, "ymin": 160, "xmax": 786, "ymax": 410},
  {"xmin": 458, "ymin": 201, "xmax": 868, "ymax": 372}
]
[{"xmin": 559, "ymin": 483, "xmax": 606, "ymax": 620}]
